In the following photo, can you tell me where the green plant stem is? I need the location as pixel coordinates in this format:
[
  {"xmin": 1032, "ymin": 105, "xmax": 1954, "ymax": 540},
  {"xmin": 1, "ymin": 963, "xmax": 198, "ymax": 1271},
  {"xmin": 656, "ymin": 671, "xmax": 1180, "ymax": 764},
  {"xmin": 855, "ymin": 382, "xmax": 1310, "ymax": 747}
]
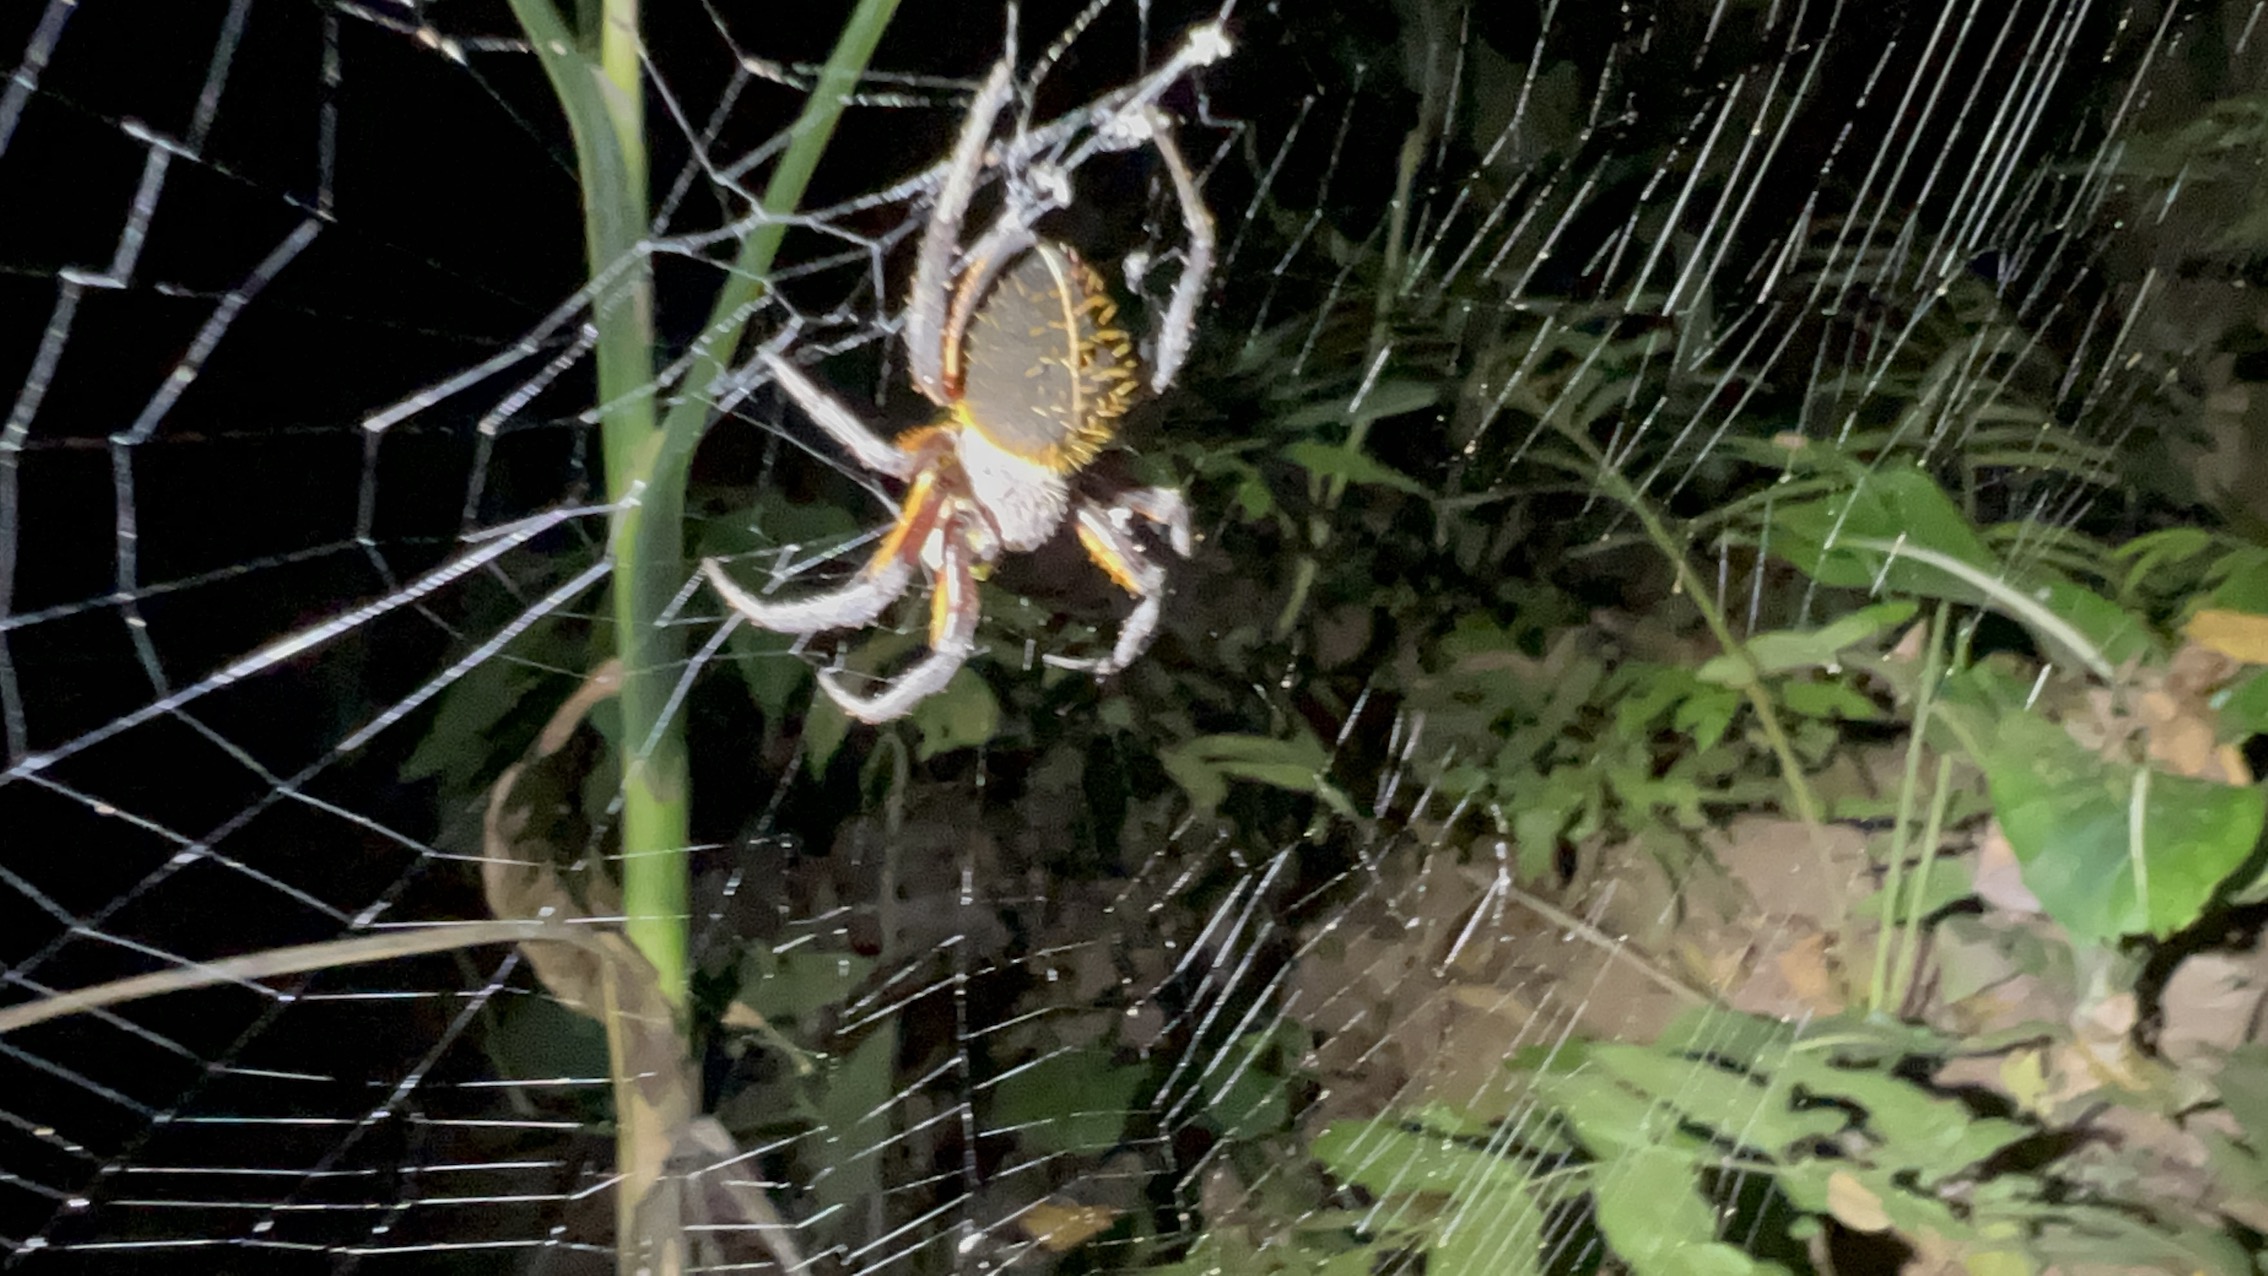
[
  {"xmin": 1888, "ymin": 752, "xmax": 1956, "ymax": 1013},
  {"xmin": 1869, "ymin": 601, "xmax": 1949, "ymax": 1014},
  {"xmin": 506, "ymin": 0, "xmax": 899, "ymax": 1264},
  {"xmin": 1564, "ymin": 435, "xmax": 1842, "ymax": 934},
  {"xmin": 510, "ymin": 0, "xmax": 682, "ymax": 1007}
]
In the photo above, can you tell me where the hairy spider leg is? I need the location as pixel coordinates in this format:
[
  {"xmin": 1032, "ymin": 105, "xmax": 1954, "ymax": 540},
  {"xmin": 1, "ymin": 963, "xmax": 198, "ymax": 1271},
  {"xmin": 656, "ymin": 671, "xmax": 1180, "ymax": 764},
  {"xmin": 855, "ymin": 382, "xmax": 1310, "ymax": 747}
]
[
  {"xmin": 1043, "ymin": 485, "xmax": 1191, "ymax": 675},
  {"xmin": 1137, "ymin": 116, "xmax": 1215, "ymax": 394},
  {"xmin": 759, "ymin": 350, "xmax": 917, "ymax": 480},
  {"xmin": 907, "ymin": 60, "xmax": 1016, "ymax": 406},
  {"xmin": 818, "ymin": 522, "xmax": 985, "ymax": 723},
  {"xmin": 700, "ymin": 467, "xmax": 951, "ymax": 636}
]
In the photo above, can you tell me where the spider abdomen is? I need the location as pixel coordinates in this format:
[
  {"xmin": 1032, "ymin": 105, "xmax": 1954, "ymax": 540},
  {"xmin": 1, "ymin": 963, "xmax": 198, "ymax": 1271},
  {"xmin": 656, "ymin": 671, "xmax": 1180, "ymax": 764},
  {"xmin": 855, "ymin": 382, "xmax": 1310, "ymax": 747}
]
[{"xmin": 955, "ymin": 245, "xmax": 1138, "ymax": 476}]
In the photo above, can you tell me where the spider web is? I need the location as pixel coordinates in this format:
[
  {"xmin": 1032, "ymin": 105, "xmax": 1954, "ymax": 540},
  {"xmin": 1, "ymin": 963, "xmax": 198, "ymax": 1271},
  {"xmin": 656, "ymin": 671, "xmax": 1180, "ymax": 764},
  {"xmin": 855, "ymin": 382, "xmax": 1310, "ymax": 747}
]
[{"xmin": 0, "ymin": 0, "xmax": 2251, "ymax": 1272}]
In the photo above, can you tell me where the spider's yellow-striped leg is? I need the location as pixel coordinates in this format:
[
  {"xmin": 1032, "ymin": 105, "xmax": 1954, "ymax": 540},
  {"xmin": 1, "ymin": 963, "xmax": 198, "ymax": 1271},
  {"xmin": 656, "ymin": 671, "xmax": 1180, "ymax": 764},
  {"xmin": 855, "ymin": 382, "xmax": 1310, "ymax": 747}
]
[
  {"xmin": 700, "ymin": 471, "xmax": 949, "ymax": 636},
  {"xmin": 760, "ymin": 350, "xmax": 918, "ymax": 481},
  {"xmin": 818, "ymin": 524, "xmax": 984, "ymax": 723},
  {"xmin": 908, "ymin": 61, "xmax": 1015, "ymax": 406},
  {"xmin": 1044, "ymin": 488, "xmax": 1187, "ymax": 675}
]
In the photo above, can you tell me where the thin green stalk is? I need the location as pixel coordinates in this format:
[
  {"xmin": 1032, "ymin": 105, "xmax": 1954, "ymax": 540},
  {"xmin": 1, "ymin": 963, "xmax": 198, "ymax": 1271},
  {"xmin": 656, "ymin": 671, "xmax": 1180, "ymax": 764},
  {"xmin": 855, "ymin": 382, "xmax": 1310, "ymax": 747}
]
[
  {"xmin": 1888, "ymin": 752, "xmax": 1957, "ymax": 1013},
  {"xmin": 505, "ymin": 1, "xmax": 899, "ymax": 1265},
  {"xmin": 1566, "ymin": 433, "xmax": 1844, "ymax": 939},
  {"xmin": 509, "ymin": 0, "xmax": 682, "ymax": 1008},
  {"xmin": 1867, "ymin": 601, "xmax": 1949, "ymax": 1014},
  {"xmin": 507, "ymin": 0, "xmax": 902, "ymax": 1009}
]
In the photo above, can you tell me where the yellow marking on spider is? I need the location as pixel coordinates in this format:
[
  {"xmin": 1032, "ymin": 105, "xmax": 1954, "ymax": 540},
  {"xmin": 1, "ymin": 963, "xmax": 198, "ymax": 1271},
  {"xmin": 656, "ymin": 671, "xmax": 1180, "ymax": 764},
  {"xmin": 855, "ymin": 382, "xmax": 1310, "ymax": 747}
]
[
  {"xmin": 929, "ymin": 560, "xmax": 963, "ymax": 646},
  {"xmin": 867, "ymin": 469, "xmax": 941, "ymax": 573},
  {"xmin": 1076, "ymin": 522, "xmax": 1142, "ymax": 595}
]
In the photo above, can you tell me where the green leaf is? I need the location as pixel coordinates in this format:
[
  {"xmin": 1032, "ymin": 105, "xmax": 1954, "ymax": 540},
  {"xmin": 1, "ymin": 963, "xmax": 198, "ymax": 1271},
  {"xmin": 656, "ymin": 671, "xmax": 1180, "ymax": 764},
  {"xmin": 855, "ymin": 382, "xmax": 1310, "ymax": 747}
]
[
  {"xmin": 909, "ymin": 666, "xmax": 999, "ymax": 759},
  {"xmin": 1593, "ymin": 1144, "xmax": 1782, "ymax": 1276},
  {"xmin": 1161, "ymin": 733, "xmax": 1359, "ymax": 820},
  {"xmin": 1310, "ymin": 1119, "xmax": 1540, "ymax": 1200},
  {"xmin": 1586, "ymin": 1044, "xmax": 1844, "ymax": 1152},
  {"xmin": 1429, "ymin": 1185, "xmax": 1546, "ymax": 1276},
  {"xmin": 1770, "ymin": 466, "xmax": 1998, "ymax": 600},
  {"xmin": 1779, "ymin": 678, "xmax": 1884, "ymax": 722},
  {"xmin": 1281, "ymin": 439, "xmax": 1433, "ymax": 498},
  {"xmin": 1776, "ymin": 1052, "xmax": 2031, "ymax": 1180},
  {"xmin": 1984, "ymin": 711, "xmax": 2266, "ymax": 943},
  {"xmin": 2035, "ymin": 579, "xmax": 2157, "ymax": 667},
  {"xmin": 2110, "ymin": 526, "xmax": 2215, "ymax": 601},
  {"xmin": 1698, "ymin": 601, "xmax": 1919, "ymax": 685},
  {"xmin": 737, "ymin": 946, "xmax": 874, "ymax": 1027},
  {"xmin": 990, "ymin": 1047, "xmax": 1149, "ymax": 1157},
  {"xmin": 1671, "ymin": 683, "xmax": 1744, "ymax": 750},
  {"xmin": 804, "ymin": 689, "xmax": 850, "ymax": 777},
  {"xmin": 2205, "ymin": 545, "xmax": 2268, "ymax": 613},
  {"xmin": 2222, "ymin": 669, "xmax": 2268, "ymax": 737},
  {"xmin": 1276, "ymin": 378, "xmax": 1442, "ymax": 430}
]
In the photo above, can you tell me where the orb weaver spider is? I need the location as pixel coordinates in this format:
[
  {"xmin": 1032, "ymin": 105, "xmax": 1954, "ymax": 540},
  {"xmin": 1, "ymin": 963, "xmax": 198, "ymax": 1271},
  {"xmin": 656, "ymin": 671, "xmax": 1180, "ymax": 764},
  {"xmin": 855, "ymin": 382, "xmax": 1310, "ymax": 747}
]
[{"xmin": 704, "ymin": 30, "xmax": 1227, "ymax": 723}]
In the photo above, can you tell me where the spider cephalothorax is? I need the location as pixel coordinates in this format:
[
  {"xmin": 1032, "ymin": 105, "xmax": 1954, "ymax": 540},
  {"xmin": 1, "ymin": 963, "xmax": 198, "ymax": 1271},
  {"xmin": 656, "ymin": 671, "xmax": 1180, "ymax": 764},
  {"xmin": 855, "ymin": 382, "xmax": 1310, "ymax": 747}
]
[{"xmin": 703, "ymin": 29, "xmax": 1227, "ymax": 723}]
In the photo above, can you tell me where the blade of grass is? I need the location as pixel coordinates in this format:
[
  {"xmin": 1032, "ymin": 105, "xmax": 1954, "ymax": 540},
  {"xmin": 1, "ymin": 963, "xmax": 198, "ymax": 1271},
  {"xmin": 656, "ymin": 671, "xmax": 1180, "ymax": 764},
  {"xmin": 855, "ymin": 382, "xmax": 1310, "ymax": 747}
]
[{"xmin": 503, "ymin": 1, "xmax": 900, "ymax": 1266}]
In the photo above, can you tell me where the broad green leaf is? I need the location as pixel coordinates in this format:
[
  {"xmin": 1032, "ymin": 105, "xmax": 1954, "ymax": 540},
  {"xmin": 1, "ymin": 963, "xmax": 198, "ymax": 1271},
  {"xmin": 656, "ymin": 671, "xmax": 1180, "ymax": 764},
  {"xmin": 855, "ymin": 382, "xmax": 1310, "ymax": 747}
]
[
  {"xmin": 1593, "ymin": 1144, "xmax": 1783, "ymax": 1275},
  {"xmin": 2220, "ymin": 669, "xmax": 2268, "ymax": 737},
  {"xmin": 991, "ymin": 1047, "xmax": 1149, "ymax": 1157},
  {"xmin": 2205, "ymin": 546, "xmax": 2268, "ymax": 613},
  {"xmin": 803, "ymin": 688, "xmax": 850, "ymax": 777},
  {"xmin": 1780, "ymin": 678, "xmax": 1884, "ymax": 721},
  {"xmin": 1770, "ymin": 466, "xmax": 1998, "ymax": 600},
  {"xmin": 1309, "ymin": 1119, "xmax": 1539, "ymax": 1199},
  {"xmin": 2036, "ymin": 579, "xmax": 2156, "ymax": 667},
  {"xmin": 737, "ymin": 946, "xmax": 874, "ymax": 1027},
  {"xmin": 1984, "ymin": 711, "xmax": 2266, "ymax": 943},
  {"xmin": 909, "ymin": 666, "xmax": 999, "ymax": 759},
  {"xmin": 1586, "ymin": 1044, "xmax": 1845, "ymax": 1151},
  {"xmin": 1671, "ymin": 683, "xmax": 1744, "ymax": 749},
  {"xmin": 1430, "ymin": 1185, "xmax": 1546, "ymax": 1276},
  {"xmin": 1776, "ymin": 1053, "xmax": 2030, "ymax": 1179},
  {"xmin": 1531, "ymin": 1072, "xmax": 1711, "ymax": 1161}
]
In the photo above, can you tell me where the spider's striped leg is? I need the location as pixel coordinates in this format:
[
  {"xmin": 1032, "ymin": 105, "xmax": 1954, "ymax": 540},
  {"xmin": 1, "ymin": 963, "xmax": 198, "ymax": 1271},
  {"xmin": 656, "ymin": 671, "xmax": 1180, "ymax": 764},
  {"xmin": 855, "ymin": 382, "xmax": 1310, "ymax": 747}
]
[
  {"xmin": 817, "ymin": 522, "xmax": 984, "ymax": 723},
  {"xmin": 701, "ymin": 471, "xmax": 949, "ymax": 636},
  {"xmin": 1044, "ymin": 491, "xmax": 1184, "ymax": 676},
  {"xmin": 908, "ymin": 60, "xmax": 1015, "ymax": 405},
  {"xmin": 760, "ymin": 350, "xmax": 918, "ymax": 480}
]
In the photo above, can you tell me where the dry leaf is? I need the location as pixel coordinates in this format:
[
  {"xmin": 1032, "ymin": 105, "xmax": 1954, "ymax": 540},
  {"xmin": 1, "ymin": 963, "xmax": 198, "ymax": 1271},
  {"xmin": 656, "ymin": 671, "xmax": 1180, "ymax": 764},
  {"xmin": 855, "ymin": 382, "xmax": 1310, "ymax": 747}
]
[
  {"xmin": 1826, "ymin": 1170, "xmax": 1890, "ymax": 1232},
  {"xmin": 1971, "ymin": 823, "xmax": 2042, "ymax": 915},
  {"xmin": 2187, "ymin": 609, "xmax": 2268, "ymax": 665},
  {"xmin": 1019, "ymin": 1199, "xmax": 1121, "ymax": 1252}
]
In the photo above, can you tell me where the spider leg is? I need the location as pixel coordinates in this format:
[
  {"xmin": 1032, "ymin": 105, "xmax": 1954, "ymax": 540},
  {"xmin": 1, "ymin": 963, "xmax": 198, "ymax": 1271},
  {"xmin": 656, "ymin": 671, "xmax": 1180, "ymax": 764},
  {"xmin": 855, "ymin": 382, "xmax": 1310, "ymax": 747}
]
[
  {"xmin": 1137, "ymin": 113, "xmax": 1214, "ymax": 394},
  {"xmin": 1114, "ymin": 484, "xmax": 1195, "ymax": 558},
  {"xmin": 908, "ymin": 61, "xmax": 1015, "ymax": 406},
  {"xmin": 702, "ymin": 471, "xmax": 949, "ymax": 635},
  {"xmin": 760, "ymin": 349, "xmax": 918, "ymax": 481},
  {"xmin": 1044, "ymin": 494, "xmax": 1183, "ymax": 676},
  {"xmin": 817, "ymin": 524, "xmax": 984, "ymax": 723}
]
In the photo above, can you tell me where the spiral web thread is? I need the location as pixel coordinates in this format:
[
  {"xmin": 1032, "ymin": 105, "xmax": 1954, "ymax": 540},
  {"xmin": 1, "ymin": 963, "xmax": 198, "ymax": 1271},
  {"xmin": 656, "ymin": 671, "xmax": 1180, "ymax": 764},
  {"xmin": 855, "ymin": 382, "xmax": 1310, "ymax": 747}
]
[{"xmin": 0, "ymin": 0, "xmax": 2236, "ymax": 1271}]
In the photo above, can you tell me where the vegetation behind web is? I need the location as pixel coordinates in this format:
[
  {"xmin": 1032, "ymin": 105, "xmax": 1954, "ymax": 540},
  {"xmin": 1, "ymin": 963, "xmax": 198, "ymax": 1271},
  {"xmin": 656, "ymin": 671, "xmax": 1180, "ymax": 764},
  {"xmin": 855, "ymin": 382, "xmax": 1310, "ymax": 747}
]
[
  {"xmin": 420, "ymin": 0, "xmax": 2268, "ymax": 1270},
  {"xmin": 15, "ymin": 0, "xmax": 2268, "ymax": 1271}
]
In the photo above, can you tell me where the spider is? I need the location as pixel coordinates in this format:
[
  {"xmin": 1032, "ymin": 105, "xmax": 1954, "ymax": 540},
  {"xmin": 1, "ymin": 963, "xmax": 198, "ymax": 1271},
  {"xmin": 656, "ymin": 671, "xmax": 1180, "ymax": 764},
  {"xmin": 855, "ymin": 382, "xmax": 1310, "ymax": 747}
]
[{"xmin": 703, "ymin": 32, "xmax": 1226, "ymax": 724}]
